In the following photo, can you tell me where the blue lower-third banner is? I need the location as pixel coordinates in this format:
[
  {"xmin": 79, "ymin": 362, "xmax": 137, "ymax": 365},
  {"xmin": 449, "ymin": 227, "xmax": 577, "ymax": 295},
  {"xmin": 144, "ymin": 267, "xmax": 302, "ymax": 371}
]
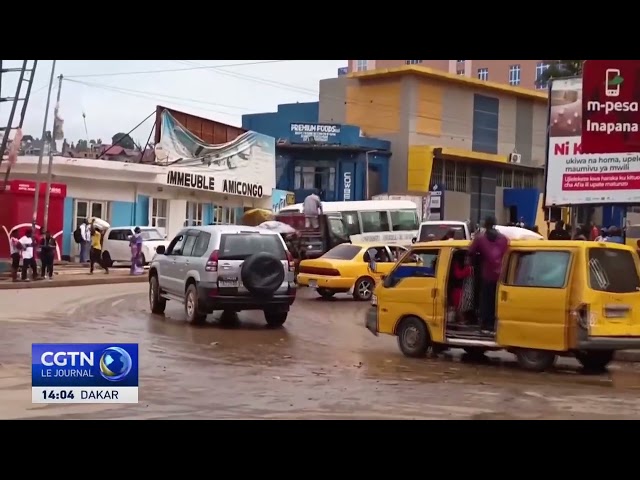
[{"xmin": 32, "ymin": 343, "xmax": 138, "ymax": 404}]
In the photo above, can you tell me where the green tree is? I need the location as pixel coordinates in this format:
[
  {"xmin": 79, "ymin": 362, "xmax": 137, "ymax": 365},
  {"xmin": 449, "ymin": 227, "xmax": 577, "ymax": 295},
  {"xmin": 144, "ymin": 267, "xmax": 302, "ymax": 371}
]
[
  {"xmin": 111, "ymin": 132, "xmax": 135, "ymax": 149},
  {"xmin": 537, "ymin": 60, "xmax": 584, "ymax": 86},
  {"xmin": 77, "ymin": 139, "xmax": 88, "ymax": 151}
]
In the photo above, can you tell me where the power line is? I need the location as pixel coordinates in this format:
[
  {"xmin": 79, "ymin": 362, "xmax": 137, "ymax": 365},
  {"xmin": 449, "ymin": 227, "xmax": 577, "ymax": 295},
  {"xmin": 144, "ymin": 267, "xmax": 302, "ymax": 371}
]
[
  {"xmin": 173, "ymin": 60, "xmax": 549, "ymax": 139},
  {"xmin": 65, "ymin": 60, "xmax": 290, "ymax": 79},
  {"xmin": 62, "ymin": 79, "xmax": 240, "ymax": 120},
  {"xmin": 65, "ymin": 78, "xmax": 252, "ymax": 112}
]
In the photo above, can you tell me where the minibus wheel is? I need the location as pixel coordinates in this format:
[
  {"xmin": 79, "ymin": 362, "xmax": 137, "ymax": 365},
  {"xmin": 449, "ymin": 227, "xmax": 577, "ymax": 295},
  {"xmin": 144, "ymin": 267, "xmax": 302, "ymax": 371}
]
[
  {"xmin": 397, "ymin": 316, "xmax": 430, "ymax": 358},
  {"xmin": 575, "ymin": 350, "xmax": 614, "ymax": 372},
  {"xmin": 515, "ymin": 349, "xmax": 556, "ymax": 372}
]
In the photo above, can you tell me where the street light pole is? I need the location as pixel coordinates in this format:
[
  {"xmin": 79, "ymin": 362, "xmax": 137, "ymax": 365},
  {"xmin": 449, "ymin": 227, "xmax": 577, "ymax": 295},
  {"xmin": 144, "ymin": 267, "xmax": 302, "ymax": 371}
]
[
  {"xmin": 43, "ymin": 74, "xmax": 63, "ymax": 232},
  {"xmin": 32, "ymin": 60, "xmax": 57, "ymax": 230}
]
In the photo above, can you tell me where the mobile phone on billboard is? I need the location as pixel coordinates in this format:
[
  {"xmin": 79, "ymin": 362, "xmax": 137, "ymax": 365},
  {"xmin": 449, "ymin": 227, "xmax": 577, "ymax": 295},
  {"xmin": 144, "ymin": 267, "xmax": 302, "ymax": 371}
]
[{"xmin": 606, "ymin": 68, "xmax": 621, "ymax": 97}]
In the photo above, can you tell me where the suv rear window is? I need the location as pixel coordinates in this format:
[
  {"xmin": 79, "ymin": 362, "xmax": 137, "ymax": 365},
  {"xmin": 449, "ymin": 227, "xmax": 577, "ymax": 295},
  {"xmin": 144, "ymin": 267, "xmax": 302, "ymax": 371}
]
[
  {"xmin": 419, "ymin": 224, "xmax": 466, "ymax": 241},
  {"xmin": 322, "ymin": 244, "xmax": 361, "ymax": 260},
  {"xmin": 219, "ymin": 233, "xmax": 286, "ymax": 260},
  {"xmin": 588, "ymin": 248, "xmax": 640, "ymax": 293}
]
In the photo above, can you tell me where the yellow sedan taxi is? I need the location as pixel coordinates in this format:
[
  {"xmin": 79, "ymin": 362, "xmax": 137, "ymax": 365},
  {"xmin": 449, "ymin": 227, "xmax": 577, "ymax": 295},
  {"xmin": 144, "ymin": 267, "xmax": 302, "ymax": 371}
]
[{"xmin": 297, "ymin": 243, "xmax": 408, "ymax": 300}]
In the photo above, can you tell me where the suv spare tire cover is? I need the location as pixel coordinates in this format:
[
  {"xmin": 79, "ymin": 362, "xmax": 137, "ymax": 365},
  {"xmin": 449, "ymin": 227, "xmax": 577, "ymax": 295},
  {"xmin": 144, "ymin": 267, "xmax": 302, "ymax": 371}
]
[{"xmin": 241, "ymin": 252, "xmax": 286, "ymax": 297}]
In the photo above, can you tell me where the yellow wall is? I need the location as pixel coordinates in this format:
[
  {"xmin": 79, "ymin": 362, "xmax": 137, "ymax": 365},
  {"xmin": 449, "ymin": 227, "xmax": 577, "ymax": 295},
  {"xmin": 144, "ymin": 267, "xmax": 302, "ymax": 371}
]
[
  {"xmin": 345, "ymin": 79, "xmax": 401, "ymax": 135},
  {"xmin": 415, "ymin": 80, "xmax": 442, "ymax": 136},
  {"xmin": 535, "ymin": 193, "xmax": 548, "ymax": 238},
  {"xmin": 407, "ymin": 146, "xmax": 434, "ymax": 192}
]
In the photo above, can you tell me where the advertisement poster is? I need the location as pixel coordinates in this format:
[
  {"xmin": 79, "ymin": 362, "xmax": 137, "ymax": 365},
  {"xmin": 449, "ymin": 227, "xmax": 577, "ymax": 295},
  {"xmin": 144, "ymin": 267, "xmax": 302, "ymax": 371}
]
[
  {"xmin": 545, "ymin": 77, "xmax": 640, "ymax": 206},
  {"xmin": 271, "ymin": 189, "xmax": 295, "ymax": 213},
  {"xmin": 582, "ymin": 60, "xmax": 640, "ymax": 154},
  {"xmin": 156, "ymin": 110, "xmax": 275, "ymax": 198}
]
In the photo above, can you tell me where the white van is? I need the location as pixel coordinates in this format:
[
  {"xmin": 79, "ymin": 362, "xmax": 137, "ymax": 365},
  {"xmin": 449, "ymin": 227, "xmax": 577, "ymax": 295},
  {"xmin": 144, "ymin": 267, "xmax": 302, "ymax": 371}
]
[{"xmin": 414, "ymin": 220, "xmax": 470, "ymax": 243}]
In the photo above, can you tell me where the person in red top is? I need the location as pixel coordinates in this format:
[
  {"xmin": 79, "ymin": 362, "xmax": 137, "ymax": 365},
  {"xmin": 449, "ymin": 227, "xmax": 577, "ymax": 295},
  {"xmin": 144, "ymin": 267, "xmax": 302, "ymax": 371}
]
[{"xmin": 450, "ymin": 253, "xmax": 473, "ymax": 324}]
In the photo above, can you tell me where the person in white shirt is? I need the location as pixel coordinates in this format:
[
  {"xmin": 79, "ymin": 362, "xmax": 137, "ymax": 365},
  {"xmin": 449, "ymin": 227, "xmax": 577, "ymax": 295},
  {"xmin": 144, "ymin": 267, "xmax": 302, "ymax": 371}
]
[
  {"xmin": 79, "ymin": 219, "xmax": 91, "ymax": 263},
  {"xmin": 19, "ymin": 228, "xmax": 38, "ymax": 281},
  {"xmin": 10, "ymin": 230, "xmax": 22, "ymax": 282},
  {"xmin": 302, "ymin": 189, "xmax": 323, "ymax": 229}
]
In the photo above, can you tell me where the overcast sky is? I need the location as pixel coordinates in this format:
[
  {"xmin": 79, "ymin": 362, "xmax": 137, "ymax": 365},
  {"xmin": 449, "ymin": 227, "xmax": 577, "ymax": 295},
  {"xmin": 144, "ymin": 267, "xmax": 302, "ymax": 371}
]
[{"xmin": 0, "ymin": 60, "xmax": 346, "ymax": 146}]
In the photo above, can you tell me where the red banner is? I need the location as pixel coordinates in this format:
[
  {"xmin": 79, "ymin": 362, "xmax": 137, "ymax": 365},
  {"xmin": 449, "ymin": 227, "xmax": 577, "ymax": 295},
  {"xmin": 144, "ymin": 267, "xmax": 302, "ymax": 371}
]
[{"xmin": 581, "ymin": 60, "xmax": 640, "ymax": 154}]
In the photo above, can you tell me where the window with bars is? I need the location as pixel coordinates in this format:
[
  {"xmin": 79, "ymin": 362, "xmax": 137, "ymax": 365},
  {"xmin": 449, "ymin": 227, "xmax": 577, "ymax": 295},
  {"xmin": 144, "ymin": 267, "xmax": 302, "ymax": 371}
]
[
  {"xmin": 211, "ymin": 205, "xmax": 237, "ymax": 225},
  {"xmin": 406, "ymin": 60, "xmax": 423, "ymax": 65},
  {"xmin": 523, "ymin": 173, "xmax": 535, "ymax": 188},
  {"xmin": 429, "ymin": 159, "xmax": 467, "ymax": 192},
  {"xmin": 477, "ymin": 68, "xmax": 489, "ymax": 81},
  {"xmin": 513, "ymin": 171, "xmax": 524, "ymax": 188},
  {"xmin": 356, "ymin": 60, "xmax": 368, "ymax": 72}
]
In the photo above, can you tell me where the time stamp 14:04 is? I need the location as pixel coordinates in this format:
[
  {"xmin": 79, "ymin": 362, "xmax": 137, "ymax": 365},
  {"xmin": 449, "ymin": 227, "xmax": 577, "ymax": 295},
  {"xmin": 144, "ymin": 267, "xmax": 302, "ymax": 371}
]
[{"xmin": 38, "ymin": 388, "xmax": 121, "ymax": 402}]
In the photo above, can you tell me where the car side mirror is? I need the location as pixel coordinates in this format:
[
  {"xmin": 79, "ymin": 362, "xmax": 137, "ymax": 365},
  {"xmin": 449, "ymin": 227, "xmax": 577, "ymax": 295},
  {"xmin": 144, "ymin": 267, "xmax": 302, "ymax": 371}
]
[
  {"xmin": 380, "ymin": 274, "xmax": 387, "ymax": 281},
  {"xmin": 411, "ymin": 237, "xmax": 417, "ymax": 244},
  {"xmin": 156, "ymin": 245, "xmax": 166, "ymax": 255}
]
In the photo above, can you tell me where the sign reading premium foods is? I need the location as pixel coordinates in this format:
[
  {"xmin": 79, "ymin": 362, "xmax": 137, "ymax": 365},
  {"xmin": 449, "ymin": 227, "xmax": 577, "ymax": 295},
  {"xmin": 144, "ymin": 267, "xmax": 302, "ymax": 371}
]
[{"xmin": 165, "ymin": 170, "xmax": 264, "ymax": 198}]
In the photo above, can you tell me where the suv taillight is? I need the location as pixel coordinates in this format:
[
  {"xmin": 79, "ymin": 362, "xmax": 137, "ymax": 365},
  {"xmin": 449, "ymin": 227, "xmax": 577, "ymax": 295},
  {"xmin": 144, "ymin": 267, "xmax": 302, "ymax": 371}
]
[
  {"xmin": 286, "ymin": 251, "xmax": 295, "ymax": 272},
  {"xmin": 206, "ymin": 250, "xmax": 219, "ymax": 272}
]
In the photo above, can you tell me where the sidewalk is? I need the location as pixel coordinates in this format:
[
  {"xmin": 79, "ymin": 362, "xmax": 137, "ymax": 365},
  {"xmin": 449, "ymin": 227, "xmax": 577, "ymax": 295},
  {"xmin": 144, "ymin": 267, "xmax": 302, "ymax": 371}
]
[{"xmin": 0, "ymin": 268, "xmax": 148, "ymax": 290}]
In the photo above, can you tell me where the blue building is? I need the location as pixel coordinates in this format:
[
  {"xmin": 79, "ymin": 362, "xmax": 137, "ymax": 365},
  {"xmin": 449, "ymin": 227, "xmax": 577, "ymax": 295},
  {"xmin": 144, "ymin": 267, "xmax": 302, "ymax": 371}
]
[{"xmin": 242, "ymin": 102, "xmax": 391, "ymax": 202}]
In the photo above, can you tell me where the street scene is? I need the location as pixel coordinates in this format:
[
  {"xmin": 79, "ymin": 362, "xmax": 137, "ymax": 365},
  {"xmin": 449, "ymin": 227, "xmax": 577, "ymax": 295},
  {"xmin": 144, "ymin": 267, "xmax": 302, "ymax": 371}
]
[
  {"xmin": 3, "ymin": 60, "xmax": 640, "ymax": 420},
  {"xmin": 2, "ymin": 284, "xmax": 640, "ymax": 420}
]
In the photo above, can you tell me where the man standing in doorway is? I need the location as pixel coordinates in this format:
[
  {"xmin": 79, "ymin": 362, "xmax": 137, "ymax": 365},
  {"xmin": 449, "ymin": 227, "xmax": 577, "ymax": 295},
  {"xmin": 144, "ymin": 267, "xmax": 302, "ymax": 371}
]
[
  {"xmin": 303, "ymin": 189, "xmax": 323, "ymax": 229},
  {"xmin": 468, "ymin": 216, "xmax": 509, "ymax": 335},
  {"xmin": 79, "ymin": 218, "xmax": 91, "ymax": 263}
]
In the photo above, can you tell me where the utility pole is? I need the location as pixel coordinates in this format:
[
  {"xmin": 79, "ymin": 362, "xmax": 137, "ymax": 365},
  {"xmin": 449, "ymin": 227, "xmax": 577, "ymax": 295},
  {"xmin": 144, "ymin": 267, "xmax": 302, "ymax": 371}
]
[
  {"xmin": 43, "ymin": 74, "xmax": 63, "ymax": 232},
  {"xmin": 32, "ymin": 60, "xmax": 57, "ymax": 230}
]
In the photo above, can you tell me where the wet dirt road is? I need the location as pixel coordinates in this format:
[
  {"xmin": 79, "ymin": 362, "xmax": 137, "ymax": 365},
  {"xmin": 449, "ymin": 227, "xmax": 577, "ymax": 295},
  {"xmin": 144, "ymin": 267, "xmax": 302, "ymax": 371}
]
[{"xmin": 2, "ymin": 284, "xmax": 640, "ymax": 420}]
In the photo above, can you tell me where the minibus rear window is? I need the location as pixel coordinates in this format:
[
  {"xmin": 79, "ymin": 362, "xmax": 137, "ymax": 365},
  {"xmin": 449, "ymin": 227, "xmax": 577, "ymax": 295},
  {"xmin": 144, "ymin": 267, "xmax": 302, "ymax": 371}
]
[
  {"xmin": 588, "ymin": 248, "xmax": 640, "ymax": 293},
  {"xmin": 419, "ymin": 225, "xmax": 466, "ymax": 241}
]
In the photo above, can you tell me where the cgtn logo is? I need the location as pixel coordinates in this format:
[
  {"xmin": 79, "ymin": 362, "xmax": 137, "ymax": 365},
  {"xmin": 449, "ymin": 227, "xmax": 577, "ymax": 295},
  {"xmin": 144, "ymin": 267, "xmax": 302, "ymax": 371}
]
[{"xmin": 32, "ymin": 343, "xmax": 138, "ymax": 405}]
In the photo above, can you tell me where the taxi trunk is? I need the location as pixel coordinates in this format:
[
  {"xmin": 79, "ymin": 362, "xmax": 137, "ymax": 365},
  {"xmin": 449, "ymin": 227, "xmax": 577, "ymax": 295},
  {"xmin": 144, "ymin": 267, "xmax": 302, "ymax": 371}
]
[{"xmin": 582, "ymin": 246, "xmax": 640, "ymax": 338}]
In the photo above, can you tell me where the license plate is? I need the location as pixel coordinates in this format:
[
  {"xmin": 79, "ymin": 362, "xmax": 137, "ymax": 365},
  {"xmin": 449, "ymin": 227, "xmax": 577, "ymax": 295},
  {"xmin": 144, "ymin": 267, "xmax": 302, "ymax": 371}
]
[
  {"xmin": 605, "ymin": 310, "xmax": 627, "ymax": 318},
  {"xmin": 219, "ymin": 278, "xmax": 239, "ymax": 288},
  {"xmin": 309, "ymin": 280, "xmax": 318, "ymax": 288}
]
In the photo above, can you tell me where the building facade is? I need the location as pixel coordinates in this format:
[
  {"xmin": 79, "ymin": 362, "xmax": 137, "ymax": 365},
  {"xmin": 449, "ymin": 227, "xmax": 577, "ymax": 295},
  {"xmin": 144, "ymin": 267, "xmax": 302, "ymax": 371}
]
[
  {"xmin": 319, "ymin": 65, "xmax": 549, "ymax": 227},
  {"xmin": 348, "ymin": 60, "xmax": 553, "ymax": 91},
  {"xmin": 242, "ymin": 102, "xmax": 392, "ymax": 202},
  {"xmin": 5, "ymin": 154, "xmax": 274, "ymax": 261}
]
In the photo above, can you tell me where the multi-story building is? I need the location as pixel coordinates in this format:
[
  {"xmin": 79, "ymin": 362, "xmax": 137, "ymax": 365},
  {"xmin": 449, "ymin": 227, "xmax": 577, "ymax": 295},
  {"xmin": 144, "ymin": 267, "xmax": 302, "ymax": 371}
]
[{"xmin": 348, "ymin": 60, "xmax": 553, "ymax": 91}]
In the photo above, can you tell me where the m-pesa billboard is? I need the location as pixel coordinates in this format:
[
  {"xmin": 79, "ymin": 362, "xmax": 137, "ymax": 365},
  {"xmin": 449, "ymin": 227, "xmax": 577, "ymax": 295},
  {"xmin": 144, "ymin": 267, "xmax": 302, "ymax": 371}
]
[{"xmin": 545, "ymin": 76, "xmax": 640, "ymax": 206}]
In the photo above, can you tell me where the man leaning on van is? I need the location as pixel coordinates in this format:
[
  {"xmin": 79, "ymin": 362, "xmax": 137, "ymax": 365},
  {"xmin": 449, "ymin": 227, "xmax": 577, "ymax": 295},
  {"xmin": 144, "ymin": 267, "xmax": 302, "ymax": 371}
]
[{"xmin": 303, "ymin": 189, "xmax": 323, "ymax": 229}]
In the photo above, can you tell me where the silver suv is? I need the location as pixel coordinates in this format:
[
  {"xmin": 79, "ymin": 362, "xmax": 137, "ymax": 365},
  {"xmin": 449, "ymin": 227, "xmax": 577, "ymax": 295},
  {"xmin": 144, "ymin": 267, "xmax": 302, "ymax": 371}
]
[{"xmin": 148, "ymin": 225, "xmax": 297, "ymax": 326}]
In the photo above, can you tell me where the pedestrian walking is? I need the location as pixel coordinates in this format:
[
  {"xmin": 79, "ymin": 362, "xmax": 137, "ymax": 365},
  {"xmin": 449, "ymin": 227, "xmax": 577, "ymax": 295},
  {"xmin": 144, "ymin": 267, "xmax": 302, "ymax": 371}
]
[
  {"xmin": 39, "ymin": 230, "xmax": 56, "ymax": 280},
  {"xmin": 77, "ymin": 218, "xmax": 91, "ymax": 263},
  {"xmin": 129, "ymin": 227, "xmax": 144, "ymax": 275},
  {"xmin": 548, "ymin": 220, "xmax": 571, "ymax": 240},
  {"xmin": 19, "ymin": 228, "xmax": 38, "ymax": 281},
  {"xmin": 302, "ymin": 189, "xmax": 323, "ymax": 229},
  {"xmin": 89, "ymin": 225, "xmax": 108, "ymax": 274}
]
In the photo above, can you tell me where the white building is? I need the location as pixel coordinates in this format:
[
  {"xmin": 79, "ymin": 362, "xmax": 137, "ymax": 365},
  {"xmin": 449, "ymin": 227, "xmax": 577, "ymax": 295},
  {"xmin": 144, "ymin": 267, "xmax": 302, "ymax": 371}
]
[{"xmin": 9, "ymin": 154, "xmax": 275, "ymax": 260}]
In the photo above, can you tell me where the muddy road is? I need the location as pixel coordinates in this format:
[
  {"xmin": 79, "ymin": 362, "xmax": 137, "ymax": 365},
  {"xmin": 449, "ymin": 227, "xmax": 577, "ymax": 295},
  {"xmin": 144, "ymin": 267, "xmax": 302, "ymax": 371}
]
[{"xmin": 2, "ymin": 284, "xmax": 640, "ymax": 420}]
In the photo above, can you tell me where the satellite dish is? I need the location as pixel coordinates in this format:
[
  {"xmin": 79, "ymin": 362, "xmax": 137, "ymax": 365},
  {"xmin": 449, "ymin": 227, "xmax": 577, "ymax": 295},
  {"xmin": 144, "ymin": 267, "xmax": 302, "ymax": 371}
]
[{"xmin": 154, "ymin": 144, "xmax": 168, "ymax": 163}]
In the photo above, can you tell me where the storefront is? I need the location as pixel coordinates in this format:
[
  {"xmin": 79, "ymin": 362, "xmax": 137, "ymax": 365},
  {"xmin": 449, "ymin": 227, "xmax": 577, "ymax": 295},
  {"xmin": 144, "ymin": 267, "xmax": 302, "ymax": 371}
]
[
  {"xmin": 6, "ymin": 148, "xmax": 275, "ymax": 260},
  {"xmin": 243, "ymin": 104, "xmax": 391, "ymax": 201}
]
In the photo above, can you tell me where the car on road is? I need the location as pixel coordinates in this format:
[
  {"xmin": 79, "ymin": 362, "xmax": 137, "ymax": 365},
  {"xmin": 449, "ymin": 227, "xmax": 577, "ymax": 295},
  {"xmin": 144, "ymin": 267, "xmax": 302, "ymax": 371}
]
[
  {"xmin": 148, "ymin": 225, "xmax": 297, "ymax": 326},
  {"xmin": 366, "ymin": 239, "xmax": 640, "ymax": 373},
  {"xmin": 102, "ymin": 226, "xmax": 169, "ymax": 267},
  {"xmin": 296, "ymin": 243, "xmax": 408, "ymax": 300}
]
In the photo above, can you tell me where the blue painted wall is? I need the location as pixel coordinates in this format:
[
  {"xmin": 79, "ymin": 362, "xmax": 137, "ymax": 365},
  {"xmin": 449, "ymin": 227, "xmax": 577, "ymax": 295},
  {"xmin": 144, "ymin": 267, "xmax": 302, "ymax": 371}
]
[
  {"xmin": 503, "ymin": 188, "xmax": 540, "ymax": 228},
  {"xmin": 135, "ymin": 195, "xmax": 149, "ymax": 226},
  {"xmin": 472, "ymin": 94, "xmax": 499, "ymax": 155},
  {"xmin": 111, "ymin": 201, "xmax": 134, "ymax": 227},
  {"xmin": 242, "ymin": 102, "xmax": 391, "ymax": 201}
]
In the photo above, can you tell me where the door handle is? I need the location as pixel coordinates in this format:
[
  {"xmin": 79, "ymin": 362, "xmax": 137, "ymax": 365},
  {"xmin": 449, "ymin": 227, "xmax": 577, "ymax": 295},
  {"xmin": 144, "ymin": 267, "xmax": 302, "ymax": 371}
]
[
  {"xmin": 500, "ymin": 291, "xmax": 508, "ymax": 302},
  {"xmin": 431, "ymin": 287, "xmax": 439, "ymax": 299}
]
